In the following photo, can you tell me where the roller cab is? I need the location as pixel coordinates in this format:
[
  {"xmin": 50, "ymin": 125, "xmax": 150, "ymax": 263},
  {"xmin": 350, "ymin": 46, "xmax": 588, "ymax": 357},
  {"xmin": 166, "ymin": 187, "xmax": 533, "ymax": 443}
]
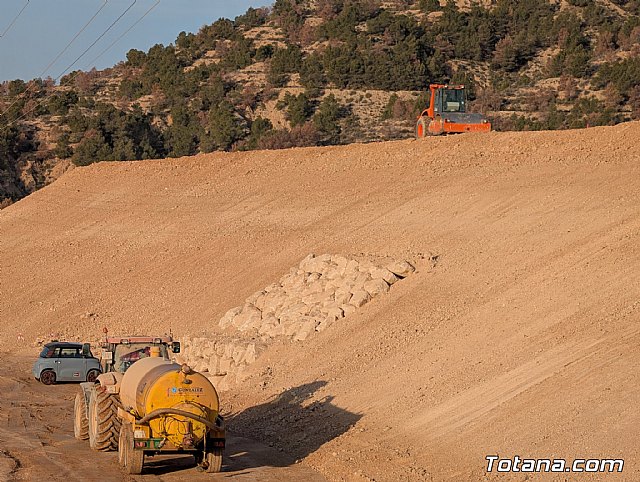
[{"xmin": 415, "ymin": 84, "xmax": 491, "ymax": 138}]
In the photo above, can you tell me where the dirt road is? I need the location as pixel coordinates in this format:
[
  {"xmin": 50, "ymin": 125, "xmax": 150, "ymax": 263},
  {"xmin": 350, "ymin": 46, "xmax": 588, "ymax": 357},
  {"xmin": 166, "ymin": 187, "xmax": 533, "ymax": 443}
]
[{"xmin": 0, "ymin": 352, "xmax": 325, "ymax": 482}]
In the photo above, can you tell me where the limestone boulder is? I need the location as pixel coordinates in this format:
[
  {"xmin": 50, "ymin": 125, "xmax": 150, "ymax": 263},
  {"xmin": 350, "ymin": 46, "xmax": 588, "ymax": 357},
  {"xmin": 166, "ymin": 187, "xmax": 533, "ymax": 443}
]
[
  {"xmin": 223, "ymin": 343, "xmax": 234, "ymax": 359},
  {"xmin": 302, "ymin": 290, "xmax": 333, "ymax": 307},
  {"xmin": 344, "ymin": 259, "xmax": 360, "ymax": 277},
  {"xmin": 283, "ymin": 319, "xmax": 301, "ymax": 337},
  {"xmin": 293, "ymin": 320, "xmax": 319, "ymax": 341},
  {"xmin": 281, "ymin": 302, "xmax": 309, "ymax": 318},
  {"xmin": 341, "ymin": 304, "xmax": 357, "ymax": 316},
  {"xmin": 265, "ymin": 322, "xmax": 286, "ymax": 338},
  {"xmin": 323, "ymin": 266, "xmax": 341, "ymax": 280},
  {"xmin": 315, "ymin": 316, "xmax": 335, "ymax": 332},
  {"xmin": 254, "ymin": 292, "xmax": 268, "ymax": 310},
  {"xmin": 219, "ymin": 306, "xmax": 242, "ymax": 329},
  {"xmin": 363, "ymin": 278, "xmax": 390, "ymax": 297},
  {"xmin": 370, "ymin": 267, "xmax": 400, "ymax": 285},
  {"xmin": 234, "ymin": 304, "xmax": 262, "ymax": 332},
  {"xmin": 206, "ymin": 356, "xmax": 220, "ymax": 375},
  {"xmin": 231, "ymin": 345, "xmax": 246, "ymax": 365},
  {"xmin": 264, "ymin": 282, "xmax": 280, "ymax": 293},
  {"xmin": 243, "ymin": 343, "xmax": 257, "ymax": 365},
  {"xmin": 281, "ymin": 273, "xmax": 304, "ymax": 290},
  {"xmin": 262, "ymin": 292, "xmax": 287, "ymax": 315},
  {"xmin": 355, "ymin": 272, "xmax": 372, "ymax": 286},
  {"xmin": 324, "ymin": 303, "xmax": 344, "ymax": 320},
  {"xmin": 214, "ymin": 342, "xmax": 226, "ymax": 356},
  {"xmin": 331, "ymin": 255, "xmax": 349, "ymax": 274},
  {"xmin": 387, "ymin": 260, "xmax": 415, "ymax": 278},
  {"xmin": 301, "ymin": 254, "xmax": 330, "ymax": 274},
  {"xmin": 349, "ymin": 290, "xmax": 371, "ymax": 308},
  {"xmin": 298, "ymin": 253, "xmax": 316, "ymax": 270},
  {"xmin": 301, "ymin": 281, "xmax": 324, "ymax": 297},
  {"xmin": 358, "ymin": 259, "xmax": 375, "ymax": 272},
  {"xmin": 246, "ymin": 290, "xmax": 265, "ymax": 306},
  {"xmin": 258, "ymin": 314, "xmax": 279, "ymax": 336},
  {"xmin": 334, "ymin": 288, "xmax": 352, "ymax": 306},
  {"xmin": 218, "ymin": 357, "xmax": 234, "ymax": 376}
]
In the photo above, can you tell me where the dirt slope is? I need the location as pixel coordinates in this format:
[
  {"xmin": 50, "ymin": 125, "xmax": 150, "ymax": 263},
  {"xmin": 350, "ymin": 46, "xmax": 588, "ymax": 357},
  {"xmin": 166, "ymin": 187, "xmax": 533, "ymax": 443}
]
[{"xmin": 1, "ymin": 123, "xmax": 640, "ymax": 481}]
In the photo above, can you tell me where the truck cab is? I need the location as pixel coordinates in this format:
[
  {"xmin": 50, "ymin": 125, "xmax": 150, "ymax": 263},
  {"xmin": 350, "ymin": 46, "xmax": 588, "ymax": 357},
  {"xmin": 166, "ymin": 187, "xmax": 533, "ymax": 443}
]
[{"xmin": 100, "ymin": 336, "xmax": 181, "ymax": 373}]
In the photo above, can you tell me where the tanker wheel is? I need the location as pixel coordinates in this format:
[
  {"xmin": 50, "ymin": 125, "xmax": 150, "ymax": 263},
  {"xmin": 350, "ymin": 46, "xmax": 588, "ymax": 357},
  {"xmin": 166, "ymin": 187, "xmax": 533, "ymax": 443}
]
[
  {"xmin": 205, "ymin": 448, "xmax": 223, "ymax": 473},
  {"xmin": 415, "ymin": 117, "xmax": 428, "ymax": 139},
  {"xmin": 117, "ymin": 427, "xmax": 125, "ymax": 466},
  {"xmin": 88, "ymin": 388, "xmax": 121, "ymax": 451},
  {"xmin": 120, "ymin": 423, "xmax": 144, "ymax": 474},
  {"xmin": 73, "ymin": 391, "xmax": 89, "ymax": 441}
]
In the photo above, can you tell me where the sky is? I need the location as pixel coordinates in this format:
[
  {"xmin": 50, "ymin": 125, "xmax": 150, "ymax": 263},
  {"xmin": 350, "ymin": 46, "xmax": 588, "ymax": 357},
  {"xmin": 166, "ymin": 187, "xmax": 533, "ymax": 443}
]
[{"xmin": 0, "ymin": 0, "xmax": 269, "ymax": 82}]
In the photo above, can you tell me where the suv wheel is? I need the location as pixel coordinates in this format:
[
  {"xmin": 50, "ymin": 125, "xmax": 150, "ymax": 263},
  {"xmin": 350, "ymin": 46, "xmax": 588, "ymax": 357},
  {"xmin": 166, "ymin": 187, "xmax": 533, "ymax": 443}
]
[
  {"xmin": 40, "ymin": 370, "xmax": 56, "ymax": 385},
  {"xmin": 86, "ymin": 369, "xmax": 100, "ymax": 383}
]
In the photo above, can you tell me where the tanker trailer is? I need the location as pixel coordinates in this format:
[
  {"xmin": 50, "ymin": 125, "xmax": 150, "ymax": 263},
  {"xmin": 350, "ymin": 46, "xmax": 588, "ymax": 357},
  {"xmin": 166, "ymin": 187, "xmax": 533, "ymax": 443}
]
[{"xmin": 116, "ymin": 356, "xmax": 226, "ymax": 474}]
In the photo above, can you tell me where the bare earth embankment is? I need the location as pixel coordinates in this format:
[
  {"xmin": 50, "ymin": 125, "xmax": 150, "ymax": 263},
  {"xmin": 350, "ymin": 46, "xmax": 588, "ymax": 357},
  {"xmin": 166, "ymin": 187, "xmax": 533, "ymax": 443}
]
[{"xmin": 1, "ymin": 123, "xmax": 640, "ymax": 481}]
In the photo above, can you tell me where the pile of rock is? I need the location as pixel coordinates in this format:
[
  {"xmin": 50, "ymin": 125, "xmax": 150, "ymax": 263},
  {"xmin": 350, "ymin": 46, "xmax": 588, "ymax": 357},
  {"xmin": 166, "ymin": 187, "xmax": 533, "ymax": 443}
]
[
  {"xmin": 181, "ymin": 336, "xmax": 261, "ymax": 391},
  {"xmin": 219, "ymin": 254, "xmax": 414, "ymax": 341},
  {"xmin": 182, "ymin": 254, "xmax": 414, "ymax": 390}
]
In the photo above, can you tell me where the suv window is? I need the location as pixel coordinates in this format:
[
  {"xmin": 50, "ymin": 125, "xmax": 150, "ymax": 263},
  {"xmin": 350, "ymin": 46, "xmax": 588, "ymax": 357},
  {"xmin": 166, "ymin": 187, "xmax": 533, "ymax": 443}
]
[
  {"xmin": 39, "ymin": 346, "xmax": 55, "ymax": 358},
  {"xmin": 57, "ymin": 347, "xmax": 82, "ymax": 358}
]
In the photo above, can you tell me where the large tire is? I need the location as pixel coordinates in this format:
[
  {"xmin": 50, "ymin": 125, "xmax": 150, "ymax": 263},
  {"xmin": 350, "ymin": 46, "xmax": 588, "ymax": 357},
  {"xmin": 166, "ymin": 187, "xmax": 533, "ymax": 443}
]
[
  {"xmin": 117, "ymin": 425, "xmax": 126, "ymax": 467},
  {"xmin": 73, "ymin": 391, "xmax": 89, "ymax": 441},
  {"xmin": 88, "ymin": 388, "xmax": 121, "ymax": 451},
  {"xmin": 120, "ymin": 423, "xmax": 144, "ymax": 475},
  {"xmin": 415, "ymin": 117, "xmax": 427, "ymax": 139},
  {"xmin": 205, "ymin": 448, "xmax": 223, "ymax": 473},
  {"xmin": 428, "ymin": 115, "xmax": 444, "ymax": 136},
  {"xmin": 40, "ymin": 369, "xmax": 56, "ymax": 385}
]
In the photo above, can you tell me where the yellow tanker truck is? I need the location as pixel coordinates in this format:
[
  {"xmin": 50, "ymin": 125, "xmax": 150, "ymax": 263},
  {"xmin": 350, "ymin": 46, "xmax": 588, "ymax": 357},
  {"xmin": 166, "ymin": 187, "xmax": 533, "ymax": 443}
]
[{"xmin": 74, "ymin": 339, "xmax": 225, "ymax": 474}]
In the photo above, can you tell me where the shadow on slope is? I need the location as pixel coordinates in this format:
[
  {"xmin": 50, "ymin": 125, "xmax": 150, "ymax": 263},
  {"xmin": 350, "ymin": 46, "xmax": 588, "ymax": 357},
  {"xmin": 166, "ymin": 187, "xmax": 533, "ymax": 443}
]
[{"xmin": 226, "ymin": 381, "xmax": 362, "ymax": 470}]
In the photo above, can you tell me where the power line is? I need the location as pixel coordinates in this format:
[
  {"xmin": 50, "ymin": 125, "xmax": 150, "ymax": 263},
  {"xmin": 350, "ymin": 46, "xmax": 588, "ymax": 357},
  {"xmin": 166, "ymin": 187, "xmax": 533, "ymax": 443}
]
[
  {"xmin": 55, "ymin": 0, "xmax": 138, "ymax": 81},
  {"xmin": 40, "ymin": 1, "xmax": 110, "ymax": 78},
  {"xmin": 0, "ymin": 1, "xmax": 109, "ymax": 121},
  {"xmin": 0, "ymin": 0, "xmax": 30, "ymax": 38},
  {"xmin": 85, "ymin": 0, "xmax": 160, "ymax": 70}
]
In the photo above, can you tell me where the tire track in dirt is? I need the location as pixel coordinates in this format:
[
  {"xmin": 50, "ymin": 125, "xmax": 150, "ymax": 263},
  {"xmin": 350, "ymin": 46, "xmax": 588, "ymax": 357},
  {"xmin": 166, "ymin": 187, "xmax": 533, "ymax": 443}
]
[{"xmin": 395, "ymin": 317, "xmax": 640, "ymax": 445}]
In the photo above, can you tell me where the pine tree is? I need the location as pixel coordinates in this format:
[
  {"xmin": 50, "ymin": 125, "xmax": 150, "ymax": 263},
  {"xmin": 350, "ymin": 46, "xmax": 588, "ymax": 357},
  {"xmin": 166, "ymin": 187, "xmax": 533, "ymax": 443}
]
[
  {"xmin": 314, "ymin": 94, "xmax": 342, "ymax": 144},
  {"xmin": 204, "ymin": 101, "xmax": 244, "ymax": 151}
]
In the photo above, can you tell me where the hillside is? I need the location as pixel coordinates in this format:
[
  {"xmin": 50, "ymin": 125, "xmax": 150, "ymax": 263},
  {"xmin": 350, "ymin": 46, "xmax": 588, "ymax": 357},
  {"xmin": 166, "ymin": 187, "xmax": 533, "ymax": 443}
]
[
  {"xmin": 2, "ymin": 0, "xmax": 640, "ymax": 207},
  {"xmin": 1, "ymin": 123, "xmax": 640, "ymax": 480}
]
